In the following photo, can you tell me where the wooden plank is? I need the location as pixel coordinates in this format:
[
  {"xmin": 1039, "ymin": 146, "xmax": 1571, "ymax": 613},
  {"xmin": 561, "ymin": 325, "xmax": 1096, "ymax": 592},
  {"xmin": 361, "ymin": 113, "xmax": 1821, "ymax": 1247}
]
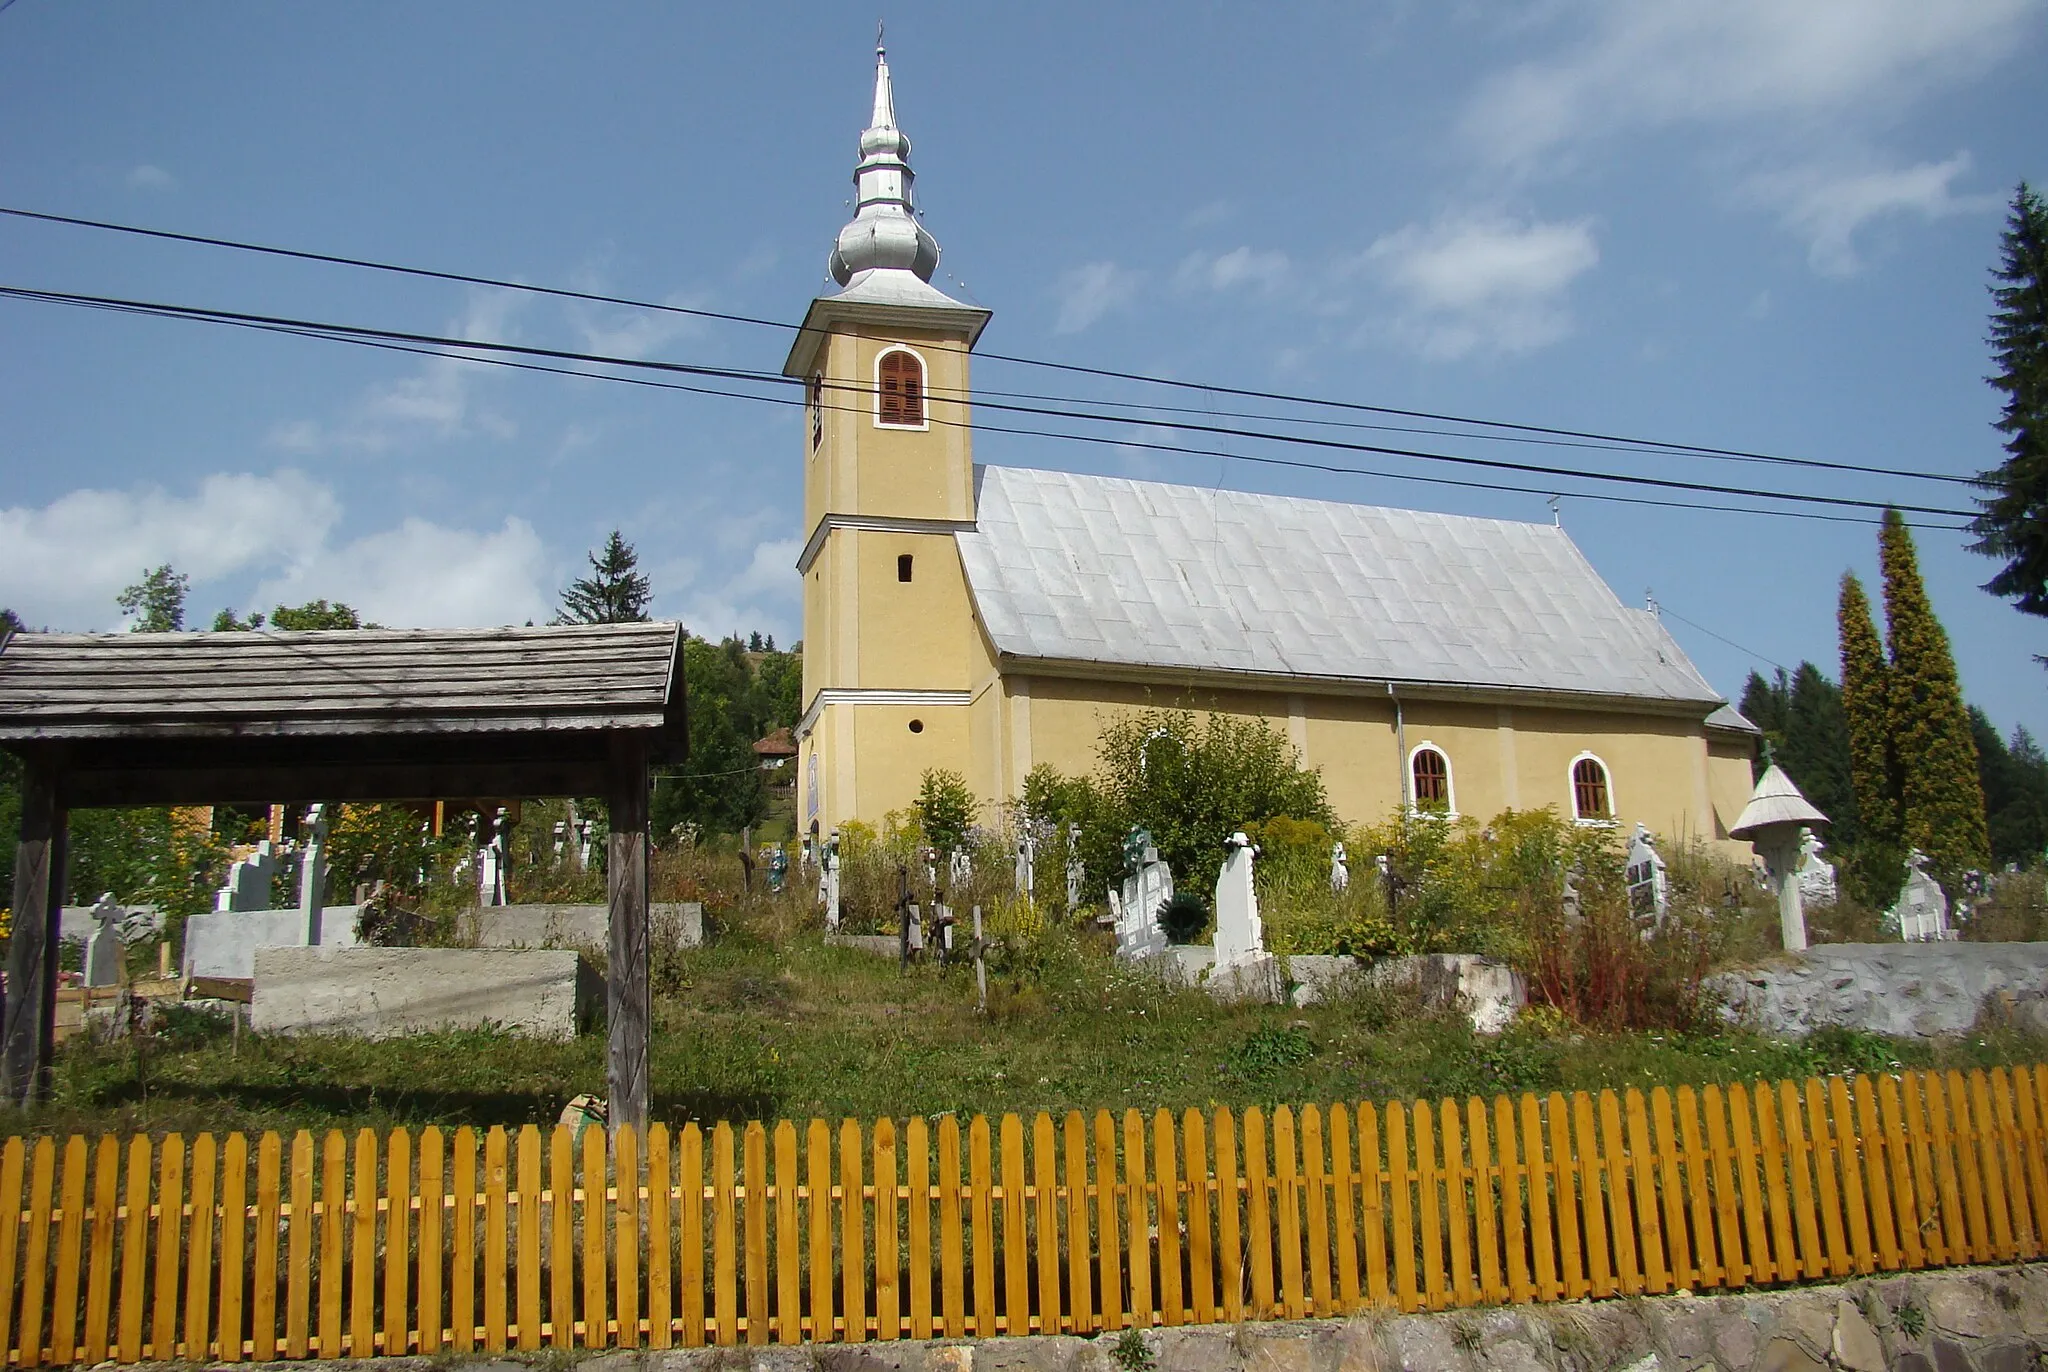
[
  {"xmin": 1211, "ymin": 1109, "xmax": 1242, "ymax": 1323},
  {"xmin": 0, "ymin": 764, "xmax": 60, "ymax": 1110},
  {"xmin": 1303, "ymin": 1104, "xmax": 1335, "ymax": 1317},
  {"xmin": 1028, "ymin": 1115, "xmax": 1058, "ymax": 1333},
  {"xmin": 1513, "ymin": 1095, "xmax": 1550, "ymax": 1304},
  {"xmin": 188, "ymin": 1136, "xmax": 220, "ymax": 1358},
  {"xmin": 449, "ymin": 1127, "xmax": 476, "ymax": 1353},
  {"xmin": 1066, "ymin": 1113, "xmax": 1094, "ymax": 1334},
  {"xmin": 503, "ymin": 1127, "xmax": 534, "ymax": 1351},
  {"xmin": 620, "ymin": 1125, "xmax": 645, "ymax": 1350},
  {"xmin": 1573, "ymin": 1094, "xmax": 1611, "ymax": 1298},
  {"xmin": 589, "ymin": 1122, "xmax": 615, "ymax": 1348},
  {"xmin": 548, "ymin": 1127, "xmax": 576, "ymax": 1348},
  {"xmin": 2007, "ymin": 1067, "xmax": 2048, "ymax": 1257},
  {"xmin": 16, "ymin": 1136, "xmax": 55, "ymax": 1368},
  {"xmin": 149, "ymin": 1134, "xmax": 182, "ymax": 1363},
  {"xmin": 1774, "ymin": 1081, "xmax": 1823, "ymax": 1279},
  {"xmin": 416, "ymin": 1129, "xmax": 443, "ymax": 1357},
  {"xmin": 0, "ymin": 1139, "xmax": 24, "ymax": 1361},
  {"xmin": 772, "ymin": 1121, "xmax": 800, "ymax": 1345},
  {"xmin": 286, "ymin": 1131, "xmax": 314, "ymax": 1359},
  {"xmin": 1470, "ymin": 1098, "xmax": 1505, "ymax": 1305},
  {"xmin": 219, "ymin": 1132, "xmax": 249, "ymax": 1362},
  {"xmin": 1087, "ymin": 1111, "xmax": 1118, "ymax": 1331},
  {"xmin": 1184, "ymin": 1109, "xmax": 1217, "ymax": 1327},
  {"xmin": 1622, "ymin": 1090, "xmax": 1663, "ymax": 1293},
  {"xmin": 1970, "ymin": 1071, "xmax": 2016, "ymax": 1259},
  {"xmin": 649, "ymin": 1124, "xmax": 675, "ymax": 1349},
  {"xmin": 1242, "ymin": 1106, "xmax": 1273, "ymax": 1321},
  {"xmin": 1386, "ymin": 1103, "xmax": 1418, "ymax": 1313},
  {"xmin": 680, "ymin": 1124, "xmax": 706, "ymax": 1347},
  {"xmin": 840, "ymin": 1119, "xmax": 866, "ymax": 1343},
  {"xmin": 1751, "ymin": 1084, "xmax": 1795, "ymax": 1283},
  {"xmin": 1001, "ymin": 1115, "xmax": 1029, "ymax": 1335},
  {"xmin": 118, "ymin": 1136, "xmax": 152, "ymax": 1363},
  {"xmin": 874, "ymin": 1119, "xmax": 899, "ymax": 1341},
  {"xmin": 1852, "ymin": 1078, "xmax": 1899, "ymax": 1270},
  {"xmin": 1945, "ymin": 1071, "xmax": 1993, "ymax": 1261},
  {"xmin": 806, "ymin": 1120, "xmax": 833, "ymax": 1342},
  {"xmin": 51, "ymin": 1134, "xmax": 89, "ymax": 1367},
  {"xmin": 1675, "ymin": 1088, "xmax": 1718, "ymax": 1289},
  {"xmin": 713, "ymin": 1122, "xmax": 737, "ymax": 1346},
  {"xmin": 1154, "ymin": 1109, "xmax": 1185, "ymax": 1328},
  {"xmin": 940, "ymin": 1116, "xmax": 967, "ymax": 1339},
  {"xmin": 1919, "ymin": 1072, "xmax": 1968, "ymax": 1265},
  {"xmin": 354, "ymin": 1130, "xmax": 381, "ymax": 1357},
  {"xmin": 1829, "ymin": 1078, "xmax": 1873, "ymax": 1274},
  {"xmin": 1727, "ymin": 1085, "xmax": 1772, "ymax": 1284},
  {"xmin": 1651, "ymin": 1089, "xmax": 1690, "ymax": 1293},
  {"xmin": 1120, "ymin": 1110, "xmax": 1150, "ymax": 1328},
  {"xmin": 1438, "ymin": 1101, "xmax": 1473, "ymax": 1308},
  {"xmin": 1703, "ymin": 1086, "xmax": 1747, "ymax": 1288},
  {"xmin": 1329, "ymin": 1103, "xmax": 1361, "ymax": 1313},
  {"xmin": 1414, "ymin": 1102, "xmax": 1446, "ymax": 1311},
  {"xmin": 186, "ymin": 976, "xmax": 253, "ymax": 1004},
  {"xmin": 1878, "ymin": 1076, "xmax": 1925, "ymax": 1270},
  {"xmin": 1802, "ymin": 1080, "xmax": 1849, "ymax": 1278},
  {"xmin": 606, "ymin": 736, "xmax": 653, "ymax": 1135},
  {"xmin": 1546, "ymin": 1093, "xmax": 1582, "ymax": 1301},
  {"xmin": 1601, "ymin": 1092, "xmax": 1641, "ymax": 1296}
]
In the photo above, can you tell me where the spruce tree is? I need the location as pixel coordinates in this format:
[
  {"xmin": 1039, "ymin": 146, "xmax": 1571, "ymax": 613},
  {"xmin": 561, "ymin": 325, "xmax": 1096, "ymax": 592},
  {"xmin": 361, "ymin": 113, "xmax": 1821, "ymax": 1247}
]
[
  {"xmin": 555, "ymin": 531, "xmax": 653, "ymax": 624},
  {"xmin": 1781, "ymin": 662, "xmax": 1859, "ymax": 845},
  {"xmin": 1838, "ymin": 573, "xmax": 1897, "ymax": 850},
  {"xmin": 1969, "ymin": 182, "xmax": 2048, "ymax": 615},
  {"xmin": 1879, "ymin": 510, "xmax": 1990, "ymax": 885}
]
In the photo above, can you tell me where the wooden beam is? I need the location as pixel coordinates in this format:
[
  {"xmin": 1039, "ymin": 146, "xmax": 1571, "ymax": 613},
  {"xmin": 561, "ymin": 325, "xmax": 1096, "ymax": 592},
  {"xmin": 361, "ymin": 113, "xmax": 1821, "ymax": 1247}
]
[
  {"xmin": 606, "ymin": 734, "xmax": 651, "ymax": 1135},
  {"xmin": 2, "ymin": 761, "xmax": 64, "ymax": 1105}
]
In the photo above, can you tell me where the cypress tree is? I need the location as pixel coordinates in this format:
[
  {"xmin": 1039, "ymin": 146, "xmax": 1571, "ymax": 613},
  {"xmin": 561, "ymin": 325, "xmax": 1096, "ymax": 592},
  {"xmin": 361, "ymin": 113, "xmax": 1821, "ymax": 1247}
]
[
  {"xmin": 1838, "ymin": 573, "xmax": 1897, "ymax": 848},
  {"xmin": 1879, "ymin": 510, "xmax": 1990, "ymax": 885}
]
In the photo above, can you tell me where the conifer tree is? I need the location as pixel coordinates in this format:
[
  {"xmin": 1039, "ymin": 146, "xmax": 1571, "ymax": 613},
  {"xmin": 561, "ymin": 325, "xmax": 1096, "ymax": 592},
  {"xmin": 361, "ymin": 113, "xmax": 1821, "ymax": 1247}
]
[
  {"xmin": 1879, "ymin": 510, "xmax": 1990, "ymax": 885},
  {"xmin": 555, "ymin": 531, "xmax": 653, "ymax": 624},
  {"xmin": 1970, "ymin": 182, "xmax": 2048, "ymax": 615},
  {"xmin": 1838, "ymin": 572, "xmax": 1897, "ymax": 852}
]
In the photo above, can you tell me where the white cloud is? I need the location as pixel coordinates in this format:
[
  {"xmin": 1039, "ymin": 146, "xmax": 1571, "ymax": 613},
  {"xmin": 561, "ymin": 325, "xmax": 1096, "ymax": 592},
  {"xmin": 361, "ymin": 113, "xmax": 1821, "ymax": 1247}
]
[
  {"xmin": 268, "ymin": 289, "xmax": 521, "ymax": 453},
  {"xmin": 1175, "ymin": 246, "xmax": 1291, "ymax": 294},
  {"xmin": 1361, "ymin": 215, "xmax": 1599, "ymax": 359},
  {"xmin": 568, "ymin": 289, "xmax": 709, "ymax": 359},
  {"xmin": 0, "ymin": 470, "xmax": 554, "ymax": 631},
  {"xmin": 1755, "ymin": 153, "xmax": 1996, "ymax": 275},
  {"xmin": 252, "ymin": 516, "xmax": 553, "ymax": 628},
  {"xmin": 0, "ymin": 471, "xmax": 337, "ymax": 629},
  {"xmin": 654, "ymin": 536, "xmax": 802, "ymax": 644},
  {"xmin": 1463, "ymin": 0, "xmax": 2038, "ymax": 173},
  {"xmin": 125, "ymin": 164, "xmax": 175, "ymax": 191},
  {"xmin": 1052, "ymin": 261, "xmax": 1143, "ymax": 334}
]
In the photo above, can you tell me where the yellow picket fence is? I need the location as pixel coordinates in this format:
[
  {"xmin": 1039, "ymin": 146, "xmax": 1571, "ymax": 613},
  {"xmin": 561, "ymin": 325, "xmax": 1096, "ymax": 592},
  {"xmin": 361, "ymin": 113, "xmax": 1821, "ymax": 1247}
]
[{"xmin": 2, "ymin": 1065, "xmax": 2045, "ymax": 1363}]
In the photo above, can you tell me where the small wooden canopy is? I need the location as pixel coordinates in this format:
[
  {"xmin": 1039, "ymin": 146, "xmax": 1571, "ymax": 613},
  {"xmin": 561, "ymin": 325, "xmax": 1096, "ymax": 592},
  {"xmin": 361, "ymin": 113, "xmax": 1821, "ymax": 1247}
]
[{"xmin": 0, "ymin": 621, "xmax": 686, "ymax": 1128}]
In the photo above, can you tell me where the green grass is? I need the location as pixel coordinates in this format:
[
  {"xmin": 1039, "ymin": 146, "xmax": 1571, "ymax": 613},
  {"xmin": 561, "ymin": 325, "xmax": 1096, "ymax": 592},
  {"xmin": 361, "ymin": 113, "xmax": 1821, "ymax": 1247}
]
[{"xmin": 19, "ymin": 926, "xmax": 2048, "ymax": 1141}]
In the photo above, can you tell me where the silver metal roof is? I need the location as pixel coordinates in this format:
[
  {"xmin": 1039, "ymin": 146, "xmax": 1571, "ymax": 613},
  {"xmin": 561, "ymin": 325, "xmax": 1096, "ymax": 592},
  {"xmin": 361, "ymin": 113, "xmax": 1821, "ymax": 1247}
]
[
  {"xmin": 957, "ymin": 465, "xmax": 1727, "ymax": 709},
  {"xmin": 828, "ymin": 43, "xmax": 941, "ymax": 286}
]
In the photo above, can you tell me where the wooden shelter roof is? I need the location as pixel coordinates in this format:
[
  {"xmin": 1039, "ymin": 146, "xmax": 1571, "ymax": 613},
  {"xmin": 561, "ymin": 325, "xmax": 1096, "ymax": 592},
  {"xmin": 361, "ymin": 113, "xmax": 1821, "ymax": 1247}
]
[{"xmin": 0, "ymin": 622, "xmax": 686, "ymax": 806}]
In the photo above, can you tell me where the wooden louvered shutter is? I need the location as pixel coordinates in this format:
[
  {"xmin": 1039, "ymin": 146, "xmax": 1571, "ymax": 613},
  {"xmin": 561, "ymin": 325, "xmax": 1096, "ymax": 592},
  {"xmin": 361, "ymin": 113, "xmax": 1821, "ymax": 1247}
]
[{"xmin": 878, "ymin": 351, "xmax": 923, "ymax": 426}]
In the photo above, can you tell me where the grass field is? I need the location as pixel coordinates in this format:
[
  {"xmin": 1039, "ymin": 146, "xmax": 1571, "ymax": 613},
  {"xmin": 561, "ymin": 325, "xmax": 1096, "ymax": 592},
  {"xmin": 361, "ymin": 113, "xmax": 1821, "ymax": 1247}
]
[{"xmin": 18, "ymin": 924, "xmax": 2048, "ymax": 1141}]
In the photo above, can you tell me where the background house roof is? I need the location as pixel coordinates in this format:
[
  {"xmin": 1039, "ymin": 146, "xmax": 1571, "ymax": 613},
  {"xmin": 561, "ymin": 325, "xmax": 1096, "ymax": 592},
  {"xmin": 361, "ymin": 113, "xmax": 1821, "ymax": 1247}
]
[{"xmin": 957, "ymin": 465, "xmax": 1727, "ymax": 710}]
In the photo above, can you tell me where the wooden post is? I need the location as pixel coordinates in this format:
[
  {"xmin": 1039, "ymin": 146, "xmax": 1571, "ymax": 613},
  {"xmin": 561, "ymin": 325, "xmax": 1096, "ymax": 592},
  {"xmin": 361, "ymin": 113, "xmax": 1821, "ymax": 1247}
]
[
  {"xmin": 3, "ymin": 759, "xmax": 66, "ymax": 1105},
  {"xmin": 607, "ymin": 735, "xmax": 652, "ymax": 1135}
]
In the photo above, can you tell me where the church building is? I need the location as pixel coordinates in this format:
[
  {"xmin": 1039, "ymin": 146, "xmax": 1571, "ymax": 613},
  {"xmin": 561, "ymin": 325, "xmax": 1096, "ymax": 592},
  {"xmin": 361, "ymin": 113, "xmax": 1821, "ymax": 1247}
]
[{"xmin": 786, "ymin": 46, "xmax": 1759, "ymax": 849}]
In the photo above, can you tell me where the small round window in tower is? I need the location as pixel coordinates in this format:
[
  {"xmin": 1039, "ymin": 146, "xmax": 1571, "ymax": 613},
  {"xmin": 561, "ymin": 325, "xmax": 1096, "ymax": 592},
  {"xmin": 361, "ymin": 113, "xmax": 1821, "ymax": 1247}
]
[{"xmin": 908, "ymin": 719, "xmax": 924, "ymax": 734}]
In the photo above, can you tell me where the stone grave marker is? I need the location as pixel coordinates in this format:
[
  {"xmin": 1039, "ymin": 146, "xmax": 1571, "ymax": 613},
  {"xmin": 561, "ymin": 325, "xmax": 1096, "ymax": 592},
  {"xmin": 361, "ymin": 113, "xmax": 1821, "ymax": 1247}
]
[
  {"xmin": 215, "ymin": 840, "xmax": 282, "ymax": 913},
  {"xmin": 1796, "ymin": 828, "xmax": 1838, "ymax": 906},
  {"xmin": 1113, "ymin": 826, "xmax": 1171, "ymax": 961},
  {"xmin": 1625, "ymin": 824, "xmax": 1669, "ymax": 922},
  {"xmin": 1014, "ymin": 832, "xmax": 1034, "ymax": 902},
  {"xmin": 84, "ymin": 893, "xmax": 124, "ymax": 988},
  {"xmin": 1064, "ymin": 823, "xmax": 1084, "ymax": 913},
  {"xmin": 1213, "ymin": 832, "xmax": 1266, "ymax": 971},
  {"xmin": 1330, "ymin": 840, "xmax": 1349, "ymax": 893},
  {"xmin": 1890, "ymin": 850, "xmax": 1953, "ymax": 942}
]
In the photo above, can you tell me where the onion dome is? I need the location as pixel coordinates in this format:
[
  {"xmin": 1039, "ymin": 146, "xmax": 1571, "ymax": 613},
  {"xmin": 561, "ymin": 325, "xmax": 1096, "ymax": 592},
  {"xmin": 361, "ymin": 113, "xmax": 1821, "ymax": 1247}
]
[{"xmin": 828, "ymin": 41, "xmax": 941, "ymax": 285}]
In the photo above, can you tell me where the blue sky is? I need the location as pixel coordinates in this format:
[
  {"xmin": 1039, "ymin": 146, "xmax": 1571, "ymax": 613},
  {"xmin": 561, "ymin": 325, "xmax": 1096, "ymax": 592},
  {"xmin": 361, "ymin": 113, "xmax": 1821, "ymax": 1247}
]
[{"xmin": 3, "ymin": 2, "xmax": 2045, "ymax": 738}]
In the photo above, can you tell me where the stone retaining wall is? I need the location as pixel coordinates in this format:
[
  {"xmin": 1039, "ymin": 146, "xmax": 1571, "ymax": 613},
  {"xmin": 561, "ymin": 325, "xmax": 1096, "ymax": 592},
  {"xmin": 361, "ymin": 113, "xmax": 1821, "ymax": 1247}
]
[{"xmin": 1711, "ymin": 943, "xmax": 2048, "ymax": 1039}]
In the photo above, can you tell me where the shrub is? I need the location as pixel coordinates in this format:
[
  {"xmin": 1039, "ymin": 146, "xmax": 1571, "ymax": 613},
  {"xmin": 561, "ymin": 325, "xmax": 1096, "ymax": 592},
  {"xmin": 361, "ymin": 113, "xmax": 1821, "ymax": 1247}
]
[{"xmin": 1158, "ymin": 890, "xmax": 1210, "ymax": 943}]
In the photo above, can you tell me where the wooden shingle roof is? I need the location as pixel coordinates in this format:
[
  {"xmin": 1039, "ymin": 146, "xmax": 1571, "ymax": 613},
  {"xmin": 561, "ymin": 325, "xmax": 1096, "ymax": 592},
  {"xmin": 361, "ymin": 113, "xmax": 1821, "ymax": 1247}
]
[{"xmin": 0, "ymin": 622, "xmax": 684, "ymax": 741}]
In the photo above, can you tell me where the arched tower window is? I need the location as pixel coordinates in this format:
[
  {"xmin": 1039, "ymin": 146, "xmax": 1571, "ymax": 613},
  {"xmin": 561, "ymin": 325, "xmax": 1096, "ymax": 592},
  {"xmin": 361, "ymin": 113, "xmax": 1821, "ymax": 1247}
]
[
  {"xmin": 1571, "ymin": 754, "xmax": 1614, "ymax": 823},
  {"xmin": 1409, "ymin": 744, "xmax": 1452, "ymax": 814},
  {"xmin": 876, "ymin": 348, "xmax": 926, "ymax": 427},
  {"xmin": 808, "ymin": 374, "xmax": 823, "ymax": 449}
]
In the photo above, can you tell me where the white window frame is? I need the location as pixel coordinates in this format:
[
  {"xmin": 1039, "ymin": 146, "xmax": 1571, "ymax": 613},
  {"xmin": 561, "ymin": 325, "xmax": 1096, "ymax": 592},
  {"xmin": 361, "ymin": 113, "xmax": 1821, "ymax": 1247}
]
[
  {"xmin": 1568, "ymin": 750, "xmax": 1617, "ymax": 826},
  {"xmin": 872, "ymin": 345, "xmax": 931, "ymax": 431},
  {"xmin": 1406, "ymin": 741, "xmax": 1457, "ymax": 819}
]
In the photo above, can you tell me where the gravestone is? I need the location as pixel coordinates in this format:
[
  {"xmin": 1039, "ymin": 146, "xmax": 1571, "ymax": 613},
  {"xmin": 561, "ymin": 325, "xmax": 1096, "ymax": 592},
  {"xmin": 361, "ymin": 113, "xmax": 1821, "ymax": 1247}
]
[
  {"xmin": 1064, "ymin": 824, "xmax": 1084, "ymax": 913},
  {"xmin": 1330, "ymin": 840, "xmax": 1349, "ymax": 894},
  {"xmin": 552, "ymin": 820, "xmax": 567, "ymax": 862},
  {"xmin": 949, "ymin": 847, "xmax": 972, "ymax": 892},
  {"xmin": 298, "ymin": 803, "xmax": 333, "ymax": 944},
  {"xmin": 477, "ymin": 806, "xmax": 509, "ymax": 906},
  {"xmin": 1890, "ymin": 850, "xmax": 1953, "ymax": 942},
  {"xmin": 1014, "ymin": 833, "xmax": 1035, "ymax": 902},
  {"xmin": 1796, "ymin": 828, "xmax": 1838, "ymax": 906},
  {"xmin": 575, "ymin": 818, "xmax": 594, "ymax": 870},
  {"xmin": 84, "ymin": 893, "xmax": 124, "ymax": 988},
  {"xmin": 1625, "ymin": 824, "xmax": 1669, "ymax": 922},
  {"xmin": 820, "ymin": 830, "xmax": 843, "ymax": 929},
  {"xmin": 1113, "ymin": 827, "xmax": 1171, "ymax": 961},
  {"xmin": 1213, "ymin": 832, "xmax": 1266, "ymax": 971},
  {"xmin": 1562, "ymin": 861, "xmax": 1584, "ymax": 928},
  {"xmin": 216, "ymin": 840, "xmax": 282, "ymax": 913}
]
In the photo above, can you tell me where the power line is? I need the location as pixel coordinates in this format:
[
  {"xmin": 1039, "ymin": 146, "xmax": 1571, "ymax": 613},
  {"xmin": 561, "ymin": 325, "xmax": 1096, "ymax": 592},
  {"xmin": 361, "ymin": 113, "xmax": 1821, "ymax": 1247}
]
[
  {"xmin": 0, "ymin": 202, "xmax": 1977, "ymax": 487},
  {"xmin": 0, "ymin": 282, "xmax": 1980, "ymax": 521},
  {"xmin": 0, "ymin": 281, "xmax": 1971, "ymax": 531},
  {"xmin": 1657, "ymin": 605, "xmax": 1788, "ymax": 674}
]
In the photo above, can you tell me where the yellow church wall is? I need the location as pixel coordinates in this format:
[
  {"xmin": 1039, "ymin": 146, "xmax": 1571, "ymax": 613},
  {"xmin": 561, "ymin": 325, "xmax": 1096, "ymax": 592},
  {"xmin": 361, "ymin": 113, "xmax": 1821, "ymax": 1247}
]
[
  {"xmin": 853, "ymin": 531, "xmax": 974, "ymax": 690},
  {"xmin": 1707, "ymin": 736, "xmax": 1758, "ymax": 842},
  {"xmin": 849, "ymin": 702, "xmax": 972, "ymax": 825},
  {"xmin": 804, "ymin": 327, "xmax": 975, "ymax": 526}
]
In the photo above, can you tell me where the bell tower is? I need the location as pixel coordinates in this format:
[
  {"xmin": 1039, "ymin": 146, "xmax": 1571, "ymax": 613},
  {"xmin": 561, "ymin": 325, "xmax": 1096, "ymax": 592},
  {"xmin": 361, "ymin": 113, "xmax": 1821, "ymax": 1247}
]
[{"xmin": 785, "ymin": 40, "xmax": 992, "ymax": 837}]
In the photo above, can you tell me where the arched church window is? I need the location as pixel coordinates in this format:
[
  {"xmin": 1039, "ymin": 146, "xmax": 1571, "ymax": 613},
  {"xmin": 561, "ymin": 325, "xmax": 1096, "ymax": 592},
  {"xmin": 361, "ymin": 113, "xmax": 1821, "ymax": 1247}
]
[
  {"xmin": 1410, "ymin": 745, "xmax": 1452, "ymax": 814},
  {"xmin": 1571, "ymin": 755, "xmax": 1613, "ymax": 823},
  {"xmin": 877, "ymin": 349, "xmax": 925, "ymax": 427},
  {"xmin": 809, "ymin": 374, "xmax": 823, "ymax": 449}
]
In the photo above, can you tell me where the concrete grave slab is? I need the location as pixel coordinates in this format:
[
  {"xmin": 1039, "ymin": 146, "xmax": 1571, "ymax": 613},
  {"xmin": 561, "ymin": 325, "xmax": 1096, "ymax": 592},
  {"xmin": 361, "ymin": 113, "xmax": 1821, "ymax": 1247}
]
[{"xmin": 252, "ymin": 946, "xmax": 598, "ymax": 1040}]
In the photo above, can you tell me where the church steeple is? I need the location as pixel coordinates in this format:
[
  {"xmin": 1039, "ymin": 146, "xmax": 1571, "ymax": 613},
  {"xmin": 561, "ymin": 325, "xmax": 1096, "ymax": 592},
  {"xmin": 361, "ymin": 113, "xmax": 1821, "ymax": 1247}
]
[{"xmin": 829, "ymin": 39, "xmax": 941, "ymax": 285}]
